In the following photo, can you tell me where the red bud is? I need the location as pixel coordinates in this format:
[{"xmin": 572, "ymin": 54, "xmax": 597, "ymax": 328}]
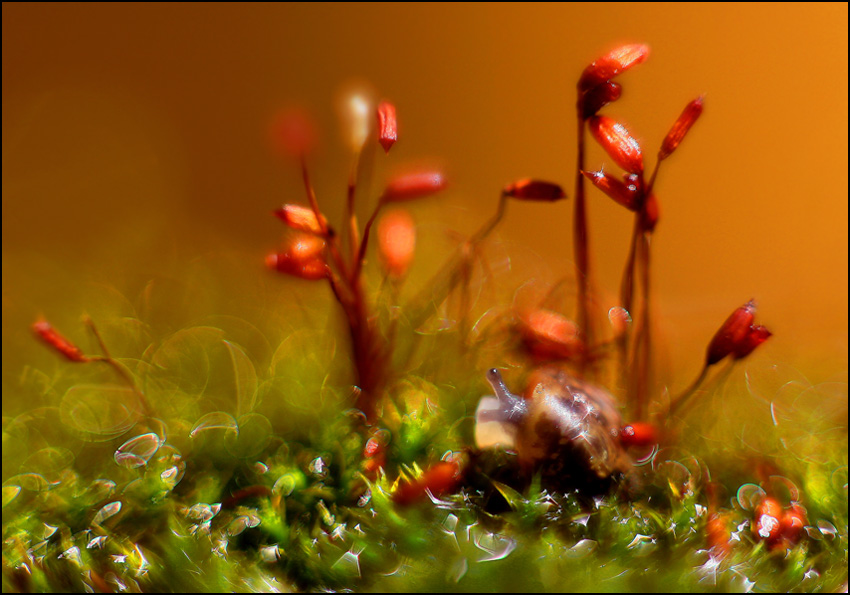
[
  {"xmin": 733, "ymin": 325, "xmax": 772, "ymax": 360},
  {"xmin": 580, "ymin": 81, "xmax": 622, "ymax": 118},
  {"xmin": 32, "ymin": 320, "xmax": 89, "ymax": 362},
  {"xmin": 706, "ymin": 300, "xmax": 756, "ymax": 365},
  {"xmin": 377, "ymin": 209, "xmax": 416, "ymax": 278},
  {"xmin": 588, "ymin": 116, "xmax": 644, "ymax": 175},
  {"xmin": 518, "ymin": 309, "xmax": 582, "ymax": 361},
  {"xmin": 578, "ymin": 44, "xmax": 650, "ymax": 92},
  {"xmin": 659, "ymin": 96, "xmax": 705, "ymax": 161},
  {"xmin": 266, "ymin": 235, "xmax": 327, "ymax": 281},
  {"xmin": 273, "ymin": 204, "xmax": 327, "ymax": 235},
  {"xmin": 269, "ymin": 107, "xmax": 317, "ymax": 160},
  {"xmin": 503, "ymin": 179, "xmax": 567, "ymax": 202},
  {"xmin": 382, "ymin": 171, "xmax": 447, "ymax": 203},
  {"xmin": 619, "ymin": 422, "xmax": 658, "ymax": 448},
  {"xmin": 582, "ymin": 169, "xmax": 639, "ymax": 210},
  {"xmin": 377, "ymin": 100, "xmax": 398, "ymax": 153}
]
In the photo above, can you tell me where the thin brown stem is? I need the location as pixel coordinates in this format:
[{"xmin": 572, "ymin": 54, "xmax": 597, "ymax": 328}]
[
  {"xmin": 405, "ymin": 194, "xmax": 508, "ymax": 333},
  {"xmin": 84, "ymin": 316, "xmax": 152, "ymax": 416},
  {"xmin": 345, "ymin": 152, "xmax": 362, "ymax": 266},
  {"xmin": 574, "ymin": 113, "xmax": 593, "ymax": 359},
  {"xmin": 352, "ymin": 200, "xmax": 384, "ymax": 282},
  {"xmin": 299, "ymin": 155, "xmax": 350, "ymax": 280},
  {"xmin": 664, "ymin": 364, "xmax": 710, "ymax": 421}
]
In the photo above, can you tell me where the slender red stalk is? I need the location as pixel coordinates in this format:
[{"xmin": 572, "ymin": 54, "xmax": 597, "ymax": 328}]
[{"xmin": 574, "ymin": 112, "xmax": 594, "ymax": 359}]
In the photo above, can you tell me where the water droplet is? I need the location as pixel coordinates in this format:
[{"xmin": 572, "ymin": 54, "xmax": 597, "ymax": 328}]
[
  {"xmin": 60, "ymin": 385, "xmax": 140, "ymax": 441},
  {"xmin": 260, "ymin": 545, "xmax": 280, "ymax": 562},
  {"xmin": 189, "ymin": 411, "xmax": 238, "ymax": 438},
  {"xmin": 273, "ymin": 474, "xmax": 297, "ymax": 496},
  {"xmin": 224, "ymin": 413, "xmax": 271, "ymax": 459},
  {"xmin": 58, "ymin": 546, "xmax": 82, "ymax": 567},
  {"xmin": 736, "ymin": 484, "xmax": 766, "ymax": 511},
  {"xmin": 7, "ymin": 473, "xmax": 51, "ymax": 492},
  {"xmin": 92, "ymin": 501, "xmax": 122, "ymax": 525},
  {"xmin": 114, "ymin": 433, "xmax": 162, "ymax": 469},
  {"xmin": 227, "ymin": 516, "xmax": 249, "ymax": 536},
  {"xmin": 2, "ymin": 485, "xmax": 21, "ymax": 507},
  {"xmin": 308, "ymin": 456, "xmax": 327, "ymax": 478},
  {"xmin": 566, "ymin": 539, "xmax": 597, "ymax": 558},
  {"xmin": 22, "ymin": 447, "xmax": 75, "ymax": 483}
]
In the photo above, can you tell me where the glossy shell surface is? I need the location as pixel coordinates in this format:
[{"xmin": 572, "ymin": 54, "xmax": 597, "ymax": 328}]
[{"xmin": 516, "ymin": 367, "xmax": 630, "ymax": 481}]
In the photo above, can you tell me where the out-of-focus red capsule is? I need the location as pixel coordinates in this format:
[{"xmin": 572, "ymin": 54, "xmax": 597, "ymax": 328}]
[
  {"xmin": 377, "ymin": 100, "xmax": 398, "ymax": 154},
  {"xmin": 377, "ymin": 209, "xmax": 416, "ymax": 279},
  {"xmin": 382, "ymin": 171, "xmax": 447, "ymax": 203},
  {"xmin": 619, "ymin": 422, "xmax": 658, "ymax": 448},
  {"xmin": 580, "ymin": 81, "xmax": 622, "ymax": 118},
  {"xmin": 266, "ymin": 235, "xmax": 327, "ymax": 281},
  {"xmin": 659, "ymin": 96, "xmax": 705, "ymax": 161},
  {"xmin": 270, "ymin": 107, "xmax": 317, "ymax": 160},
  {"xmin": 582, "ymin": 169, "xmax": 639, "ymax": 210},
  {"xmin": 706, "ymin": 512, "xmax": 732, "ymax": 558},
  {"xmin": 588, "ymin": 116, "xmax": 644, "ymax": 175},
  {"xmin": 753, "ymin": 496, "xmax": 783, "ymax": 543},
  {"xmin": 32, "ymin": 320, "xmax": 89, "ymax": 362},
  {"xmin": 392, "ymin": 460, "xmax": 462, "ymax": 506},
  {"xmin": 363, "ymin": 437, "xmax": 383, "ymax": 459},
  {"xmin": 733, "ymin": 325, "xmax": 772, "ymax": 360},
  {"xmin": 518, "ymin": 309, "xmax": 583, "ymax": 361},
  {"xmin": 578, "ymin": 44, "xmax": 650, "ymax": 92},
  {"xmin": 706, "ymin": 300, "xmax": 756, "ymax": 365},
  {"xmin": 641, "ymin": 192, "xmax": 660, "ymax": 232},
  {"xmin": 273, "ymin": 204, "xmax": 327, "ymax": 235},
  {"xmin": 503, "ymin": 179, "xmax": 567, "ymax": 202},
  {"xmin": 781, "ymin": 504, "xmax": 807, "ymax": 544}
]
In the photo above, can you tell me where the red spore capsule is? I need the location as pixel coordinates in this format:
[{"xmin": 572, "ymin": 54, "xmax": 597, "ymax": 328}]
[
  {"xmin": 270, "ymin": 107, "xmax": 317, "ymax": 160},
  {"xmin": 733, "ymin": 325, "xmax": 772, "ymax": 359},
  {"xmin": 382, "ymin": 171, "xmax": 447, "ymax": 203},
  {"xmin": 659, "ymin": 96, "xmax": 705, "ymax": 161},
  {"xmin": 503, "ymin": 179, "xmax": 567, "ymax": 202},
  {"xmin": 582, "ymin": 169, "xmax": 639, "ymax": 210},
  {"xmin": 588, "ymin": 116, "xmax": 644, "ymax": 175},
  {"xmin": 273, "ymin": 204, "xmax": 327, "ymax": 235},
  {"xmin": 578, "ymin": 44, "xmax": 650, "ymax": 93},
  {"xmin": 377, "ymin": 100, "xmax": 398, "ymax": 153},
  {"xmin": 266, "ymin": 235, "xmax": 327, "ymax": 281},
  {"xmin": 518, "ymin": 309, "xmax": 582, "ymax": 361},
  {"xmin": 32, "ymin": 320, "xmax": 89, "ymax": 362},
  {"xmin": 753, "ymin": 496, "xmax": 783, "ymax": 543},
  {"xmin": 619, "ymin": 422, "xmax": 658, "ymax": 448},
  {"xmin": 377, "ymin": 209, "xmax": 416, "ymax": 279},
  {"xmin": 705, "ymin": 300, "xmax": 756, "ymax": 365}
]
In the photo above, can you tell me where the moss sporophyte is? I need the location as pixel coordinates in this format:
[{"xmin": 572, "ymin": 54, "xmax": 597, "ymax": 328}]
[{"xmin": 7, "ymin": 44, "xmax": 846, "ymax": 592}]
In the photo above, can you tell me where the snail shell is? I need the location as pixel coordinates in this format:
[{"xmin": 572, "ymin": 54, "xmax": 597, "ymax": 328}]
[{"xmin": 476, "ymin": 367, "xmax": 631, "ymax": 486}]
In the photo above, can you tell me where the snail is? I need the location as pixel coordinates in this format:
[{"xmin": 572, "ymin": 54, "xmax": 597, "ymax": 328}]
[{"xmin": 475, "ymin": 367, "xmax": 632, "ymax": 491}]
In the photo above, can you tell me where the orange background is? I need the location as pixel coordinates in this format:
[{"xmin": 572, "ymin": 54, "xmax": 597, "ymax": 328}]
[{"xmin": 3, "ymin": 3, "xmax": 847, "ymax": 390}]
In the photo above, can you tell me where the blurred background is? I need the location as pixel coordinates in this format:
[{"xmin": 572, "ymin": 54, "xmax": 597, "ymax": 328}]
[{"xmin": 3, "ymin": 3, "xmax": 847, "ymax": 408}]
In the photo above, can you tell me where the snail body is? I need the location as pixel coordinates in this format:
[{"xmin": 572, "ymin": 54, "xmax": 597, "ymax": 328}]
[{"xmin": 476, "ymin": 367, "xmax": 631, "ymax": 490}]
